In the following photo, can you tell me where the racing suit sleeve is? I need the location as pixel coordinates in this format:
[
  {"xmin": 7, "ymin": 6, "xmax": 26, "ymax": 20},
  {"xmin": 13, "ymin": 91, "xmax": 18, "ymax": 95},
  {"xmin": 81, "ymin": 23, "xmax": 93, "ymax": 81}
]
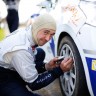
[{"xmin": 27, "ymin": 66, "xmax": 63, "ymax": 91}]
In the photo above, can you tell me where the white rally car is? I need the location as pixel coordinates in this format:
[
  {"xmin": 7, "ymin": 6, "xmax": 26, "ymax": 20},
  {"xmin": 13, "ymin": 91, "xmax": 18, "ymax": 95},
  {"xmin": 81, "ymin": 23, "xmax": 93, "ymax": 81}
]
[{"xmin": 45, "ymin": 0, "xmax": 96, "ymax": 96}]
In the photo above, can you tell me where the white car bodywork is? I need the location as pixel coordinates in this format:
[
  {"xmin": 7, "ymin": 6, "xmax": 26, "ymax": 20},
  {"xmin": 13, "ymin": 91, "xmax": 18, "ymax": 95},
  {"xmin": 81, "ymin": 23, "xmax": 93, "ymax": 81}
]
[{"xmin": 50, "ymin": 0, "xmax": 96, "ymax": 96}]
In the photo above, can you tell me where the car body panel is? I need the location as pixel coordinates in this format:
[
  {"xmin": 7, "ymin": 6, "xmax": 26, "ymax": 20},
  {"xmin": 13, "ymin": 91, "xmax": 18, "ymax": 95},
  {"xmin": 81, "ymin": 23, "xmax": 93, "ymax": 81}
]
[{"xmin": 48, "ymin": 0, "xmax": 96, "ymax": 95}]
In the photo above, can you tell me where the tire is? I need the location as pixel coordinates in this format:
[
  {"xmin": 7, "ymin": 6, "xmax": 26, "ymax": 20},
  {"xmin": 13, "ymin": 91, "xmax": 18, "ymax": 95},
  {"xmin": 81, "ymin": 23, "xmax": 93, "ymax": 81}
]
[{"xmin": 58, "ymin": 36, "xmax": 90, "ymax": 96}]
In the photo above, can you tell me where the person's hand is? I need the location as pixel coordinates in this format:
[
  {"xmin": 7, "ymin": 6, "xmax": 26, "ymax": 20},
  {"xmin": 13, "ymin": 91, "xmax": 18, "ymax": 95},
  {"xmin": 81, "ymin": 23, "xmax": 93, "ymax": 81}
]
[
  {"xmin": 45, "ymin": 57, "xmax": 59, "ymax": 70},
  {"xmin": 60, "ymin": 57, "xmax": 74, "ymax": 72}
]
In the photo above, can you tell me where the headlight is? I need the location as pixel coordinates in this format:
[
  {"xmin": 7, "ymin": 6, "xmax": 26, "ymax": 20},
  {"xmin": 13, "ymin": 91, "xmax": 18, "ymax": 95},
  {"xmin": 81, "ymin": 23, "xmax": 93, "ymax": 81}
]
[{"xmin": 80, "ymin": 0, "xmax": 96, "ymax": 26}]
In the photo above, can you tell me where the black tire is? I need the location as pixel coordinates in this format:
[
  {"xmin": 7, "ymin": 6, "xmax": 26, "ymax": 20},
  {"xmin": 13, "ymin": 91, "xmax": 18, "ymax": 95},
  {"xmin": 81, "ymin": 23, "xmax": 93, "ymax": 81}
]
[{"xmin": 58, "ymin": 36, "xmax": 90, "ymax": 96}]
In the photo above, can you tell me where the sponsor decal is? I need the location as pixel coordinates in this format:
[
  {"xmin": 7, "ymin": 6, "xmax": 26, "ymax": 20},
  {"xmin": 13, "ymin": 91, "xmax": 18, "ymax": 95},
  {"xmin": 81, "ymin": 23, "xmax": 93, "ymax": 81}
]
[
  {"xmin": 92, "ymin": 60, "xmax": 96, "ymax": 71},
  {"xmin": 86, "ymin": 57, "xmax": 96, "ymax": 96}
]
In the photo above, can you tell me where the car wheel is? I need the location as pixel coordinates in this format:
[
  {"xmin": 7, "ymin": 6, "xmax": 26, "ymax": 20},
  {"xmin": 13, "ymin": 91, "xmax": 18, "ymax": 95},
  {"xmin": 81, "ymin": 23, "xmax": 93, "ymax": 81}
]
[{"xmin": 58, "ymin": 36, "xmax": 90, "ymax": 96}]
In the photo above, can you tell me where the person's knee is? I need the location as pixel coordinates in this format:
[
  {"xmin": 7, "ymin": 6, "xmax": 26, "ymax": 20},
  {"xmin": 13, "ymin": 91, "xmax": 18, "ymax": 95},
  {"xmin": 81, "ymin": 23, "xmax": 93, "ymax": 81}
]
[{"xmin": 36, "ymin": 48, "xmax": 45, "ymax": 61}]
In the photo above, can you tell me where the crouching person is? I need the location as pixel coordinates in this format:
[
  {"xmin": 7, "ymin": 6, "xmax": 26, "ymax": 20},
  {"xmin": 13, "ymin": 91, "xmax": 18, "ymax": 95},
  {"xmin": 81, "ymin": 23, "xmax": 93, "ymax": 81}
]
[{"xmin": 0, "ymin": 13, "xmax": 73, "ymax": 96}]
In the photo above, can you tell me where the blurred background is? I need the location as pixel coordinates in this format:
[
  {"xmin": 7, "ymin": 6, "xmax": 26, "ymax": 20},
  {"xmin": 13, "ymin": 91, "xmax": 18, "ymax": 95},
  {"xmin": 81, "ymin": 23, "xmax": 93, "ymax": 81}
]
[{"xmin": 0, "ymin": 0, "xmax": 57, "ymax": 41}]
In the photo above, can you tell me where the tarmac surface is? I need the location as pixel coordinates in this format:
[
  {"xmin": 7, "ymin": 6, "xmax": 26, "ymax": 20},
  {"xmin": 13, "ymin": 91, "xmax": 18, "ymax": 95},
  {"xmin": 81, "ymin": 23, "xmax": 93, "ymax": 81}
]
[{"xmin": 33, "ymin": 79, "xmax": 63, "ymax": 96}]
